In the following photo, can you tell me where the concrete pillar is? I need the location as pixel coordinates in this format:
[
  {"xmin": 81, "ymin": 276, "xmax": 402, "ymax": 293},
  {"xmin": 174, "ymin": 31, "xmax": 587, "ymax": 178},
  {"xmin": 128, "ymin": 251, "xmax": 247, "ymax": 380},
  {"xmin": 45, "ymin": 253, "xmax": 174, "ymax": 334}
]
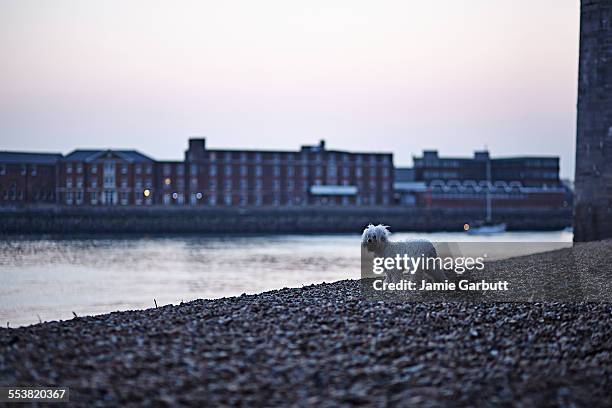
[{"xmin": 574, "ymin": 0, "xmax": 612, "ymax": 241}]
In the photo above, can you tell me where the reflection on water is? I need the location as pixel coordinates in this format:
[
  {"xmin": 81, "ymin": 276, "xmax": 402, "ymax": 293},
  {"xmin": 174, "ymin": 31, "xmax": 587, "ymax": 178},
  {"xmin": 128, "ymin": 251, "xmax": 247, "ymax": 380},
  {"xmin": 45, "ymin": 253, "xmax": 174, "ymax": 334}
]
[{"xmin": 0, "ymin": 230, "xmax": 572, "ymax": 327}]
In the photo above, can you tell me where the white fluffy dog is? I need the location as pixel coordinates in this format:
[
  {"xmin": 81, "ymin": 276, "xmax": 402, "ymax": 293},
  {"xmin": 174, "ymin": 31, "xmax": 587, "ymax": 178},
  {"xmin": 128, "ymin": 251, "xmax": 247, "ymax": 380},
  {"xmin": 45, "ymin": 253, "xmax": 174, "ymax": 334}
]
[{"xmin": 361, "ymin": 224, "xmax": 446, "ymax": 284}]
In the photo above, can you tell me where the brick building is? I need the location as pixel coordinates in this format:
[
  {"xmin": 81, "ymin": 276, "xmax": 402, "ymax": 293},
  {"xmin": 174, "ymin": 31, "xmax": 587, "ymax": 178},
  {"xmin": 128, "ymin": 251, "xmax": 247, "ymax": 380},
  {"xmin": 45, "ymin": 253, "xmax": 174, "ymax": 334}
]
[
  {"xmin": 0, "ymin": 152, "xmax": 61, "ymax": 205},
  {"xmin": 183, "ymin": 139, "xmax": 394, "ymax": 207},
  {"xmin": 1, "ymin": 139, "xmax": 394, "ymax": 208},
  {"xmin": 414, "ymin": 150, "xmax": 560, "ymax": 187},
  {"xmin": 57, "ymin": 150, "xmax": 155, "ymax": 206},
  {"xmin": 396, "ymin": 150, "xmax": 569, "ymax": 210}
]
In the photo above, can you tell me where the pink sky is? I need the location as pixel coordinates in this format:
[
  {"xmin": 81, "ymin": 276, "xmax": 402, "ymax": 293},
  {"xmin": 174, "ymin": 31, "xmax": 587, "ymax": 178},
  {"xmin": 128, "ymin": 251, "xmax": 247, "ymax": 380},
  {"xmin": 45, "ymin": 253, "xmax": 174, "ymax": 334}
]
[{"xmin": 0, "ymin": 0, "xmax": 579, "ymax": 178}]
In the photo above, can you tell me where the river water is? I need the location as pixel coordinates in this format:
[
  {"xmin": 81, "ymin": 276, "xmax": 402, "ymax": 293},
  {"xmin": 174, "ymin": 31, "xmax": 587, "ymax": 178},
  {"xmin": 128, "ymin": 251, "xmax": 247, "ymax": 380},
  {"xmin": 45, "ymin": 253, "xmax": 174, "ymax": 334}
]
[{"xmin": 0, "ymin": 230, "xmax": 572, "ymax": 327}]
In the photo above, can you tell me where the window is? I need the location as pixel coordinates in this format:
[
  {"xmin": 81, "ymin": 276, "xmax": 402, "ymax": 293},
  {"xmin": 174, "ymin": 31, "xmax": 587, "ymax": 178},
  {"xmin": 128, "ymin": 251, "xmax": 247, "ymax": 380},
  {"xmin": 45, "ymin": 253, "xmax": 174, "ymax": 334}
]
[
  {"xmin": 66, "ymin": 163, "xmax": 73, "ymax": 174},
  {"xmin": 225, "ymin": 180, "xmax": 232, "ymax": 190},
  {"xmin": 302, "ymin": 166, "xmax": 308, "ymax": 177},
  {"xmin": 0, "ymin": 165, "xmax": 5, "ymax": 175},
  {"xmin": 77, "ymin": 177, "xmax": 83, "ymax": 188},
  {"xmin": 273, "ymin": 166, "xmax": 280, "ymax": 177},
  {"xmin": 66, "ymin": 178, "xmax": 73, "ymax": 188},
  {"xmin": 177, "ymin": 165, "xmax": 184, "ymax": 175},
  {"xmin": 145, "ymin": 165, "xmax": 152, "ymax": 174},
  {"xmin": 163, "ymin": 164, "xmax": 171, "ymax": 176},
  {"xmin": 225, "ymin": 165, "xmax": 232, "ymax": 176},
  {"xmin": 77, "ymin": 164, "xmax": 83, "ymax": 174},
  {"xmin": 91, "ymin": 191, "xmax": 97, "ymax": 204},
  {"xmin": 21, "ymin": 165, "xmax": 26, "ymax": 175},
  {"xmin": 190, "ymin": 177, "xmax": 197, "ymax": 187},
  {"xmin": 287, "ymin": 166, "xmax": 294, "ymax": 177},
  {"xmin": 190, "ymin": 164, "xmax": 198, "ymax": 174},
  {"xmin": 256, "ymin": 166, "xmax": 262, "ymax": 177},
  {"xmin": 209, "ymin": 165, "xmax": 217, "ymax": 176},
  {"xmin": 91, "ymin": 164, "xmax": 97, "ymax": 174},
  {"xmin": 224, "ymin": 194, "xmax": 232, "ymax": 205},
  {"xmin": 240, "ymin": 165, "xmax": 247, "ymax": 176},
  {"xmin": 31, "ymin": 165, "xmax": 37, "ymax": 176},
  {"xmin": 209, "ymin": 179, "xmax": 217, "ymax": 189}
]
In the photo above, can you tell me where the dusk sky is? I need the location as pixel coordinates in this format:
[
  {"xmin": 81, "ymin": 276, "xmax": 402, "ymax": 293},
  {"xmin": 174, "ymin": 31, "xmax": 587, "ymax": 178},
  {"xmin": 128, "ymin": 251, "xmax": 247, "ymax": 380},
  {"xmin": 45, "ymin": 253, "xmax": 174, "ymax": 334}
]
[{"xmin": 0, "ymin": 0, "xmax": 579, "ymax": 179}]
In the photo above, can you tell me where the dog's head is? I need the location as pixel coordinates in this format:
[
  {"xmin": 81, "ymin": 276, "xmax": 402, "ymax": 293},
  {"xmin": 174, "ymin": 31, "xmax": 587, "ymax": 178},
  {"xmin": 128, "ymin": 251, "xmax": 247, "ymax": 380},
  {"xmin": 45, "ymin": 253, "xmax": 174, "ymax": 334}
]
[{"xmin": 361, "ymin": 224, "xmax": 390, "ymax": 253}]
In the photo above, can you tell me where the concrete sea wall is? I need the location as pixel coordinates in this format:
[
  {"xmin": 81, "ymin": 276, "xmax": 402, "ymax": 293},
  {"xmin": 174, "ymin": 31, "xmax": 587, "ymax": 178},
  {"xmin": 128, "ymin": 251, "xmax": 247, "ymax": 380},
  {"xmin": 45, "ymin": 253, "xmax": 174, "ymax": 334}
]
[{"xmin": 0, "ymin": 206, "xmax": 571, "ymax": 234}]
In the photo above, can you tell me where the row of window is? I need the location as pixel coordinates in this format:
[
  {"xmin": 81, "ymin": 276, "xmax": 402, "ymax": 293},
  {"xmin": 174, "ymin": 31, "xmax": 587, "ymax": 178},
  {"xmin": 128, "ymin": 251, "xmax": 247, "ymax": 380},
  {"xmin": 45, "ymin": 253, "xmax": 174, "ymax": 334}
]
[
  {"xmin": 1, "ymin": 189, "xmax": 55, "ymax": 201},
  {"xmin": 204, "ymin": 164, "xmax": 391, "ymax": 178},
  {"xmin": 64, "ymin": 191, "xmax": 154, "ymax": 206},
  {"xmin": 0, "ymin": 164, "xmax": 42, "ymax": 176},
  {"xmin": 65, "ymin": 163, "xmax": 154, "ymax": 175},
  {"xmin": 203, "ymin": 152, "xmax": 391, "ymax": 164},
  {"xmin": 64, "ymin": 192, "xmax": 388, "ymax": 206},
  {"xmin": 65, "ymin": 177, "xmax": 154, "ymax": 189}
]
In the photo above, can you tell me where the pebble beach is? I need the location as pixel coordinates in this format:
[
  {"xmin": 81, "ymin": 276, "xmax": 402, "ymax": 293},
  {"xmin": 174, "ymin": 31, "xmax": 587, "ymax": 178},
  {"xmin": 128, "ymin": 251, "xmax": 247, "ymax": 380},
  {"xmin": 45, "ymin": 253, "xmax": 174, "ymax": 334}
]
[{"xmin": 1, "ymin": 241, "xmax": 611, "ymax": 407}]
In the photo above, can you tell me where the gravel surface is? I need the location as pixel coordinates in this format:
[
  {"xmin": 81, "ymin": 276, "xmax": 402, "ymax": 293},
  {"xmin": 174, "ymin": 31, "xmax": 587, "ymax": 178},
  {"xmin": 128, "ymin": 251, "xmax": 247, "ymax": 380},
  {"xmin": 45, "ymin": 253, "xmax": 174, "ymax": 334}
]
[{"xmin": 1, "ymin": 242, "xmax": 611, "ymax": 407}]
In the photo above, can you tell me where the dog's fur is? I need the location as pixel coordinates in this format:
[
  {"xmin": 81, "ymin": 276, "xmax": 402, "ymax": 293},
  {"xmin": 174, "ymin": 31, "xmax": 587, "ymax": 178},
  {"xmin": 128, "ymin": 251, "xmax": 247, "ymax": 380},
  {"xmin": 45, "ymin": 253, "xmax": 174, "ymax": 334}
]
[{"xmin": 361, "ymin": 224, "xmax": 446, "ymax": 284}]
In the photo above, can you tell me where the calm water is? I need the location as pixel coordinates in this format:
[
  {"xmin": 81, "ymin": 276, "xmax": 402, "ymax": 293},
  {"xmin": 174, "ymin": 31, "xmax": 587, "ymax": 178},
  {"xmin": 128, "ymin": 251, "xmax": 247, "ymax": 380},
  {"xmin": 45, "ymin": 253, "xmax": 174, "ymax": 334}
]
[{"xmin": 0, "ymin": 231, "xmax": 572, "ymax": 327}]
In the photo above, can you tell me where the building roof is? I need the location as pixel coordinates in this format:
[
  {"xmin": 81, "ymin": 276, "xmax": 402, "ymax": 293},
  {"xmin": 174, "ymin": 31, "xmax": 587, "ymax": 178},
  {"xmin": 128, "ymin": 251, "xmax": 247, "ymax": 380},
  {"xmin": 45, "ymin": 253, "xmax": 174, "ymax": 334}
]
[
  {"xmin": 0, "ymin": 151, "xmax": 62, "ymax": 164},
  {"xmin": 64, "ymin": 149, "xmax": 154, "ymax": 163}
]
